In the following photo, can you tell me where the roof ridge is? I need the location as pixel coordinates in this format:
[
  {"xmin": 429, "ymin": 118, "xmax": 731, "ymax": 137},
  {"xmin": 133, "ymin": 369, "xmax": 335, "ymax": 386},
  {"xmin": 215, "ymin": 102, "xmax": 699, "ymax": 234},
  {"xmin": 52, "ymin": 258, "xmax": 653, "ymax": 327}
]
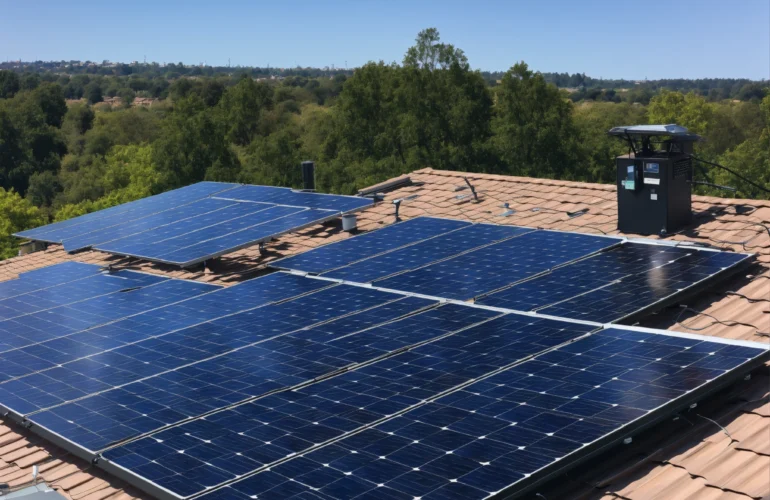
[{"xmin": 410, "ymin": 168, "xmax": 770, "ymax": 207}]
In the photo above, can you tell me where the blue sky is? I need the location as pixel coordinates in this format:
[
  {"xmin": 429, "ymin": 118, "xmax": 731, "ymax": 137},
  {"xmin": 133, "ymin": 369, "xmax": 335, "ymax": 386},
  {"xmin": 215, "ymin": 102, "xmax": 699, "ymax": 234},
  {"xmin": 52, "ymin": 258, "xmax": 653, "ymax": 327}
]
[{"xmin": 1, "ymin": 0, "xmax": 768, "ymax": 79}]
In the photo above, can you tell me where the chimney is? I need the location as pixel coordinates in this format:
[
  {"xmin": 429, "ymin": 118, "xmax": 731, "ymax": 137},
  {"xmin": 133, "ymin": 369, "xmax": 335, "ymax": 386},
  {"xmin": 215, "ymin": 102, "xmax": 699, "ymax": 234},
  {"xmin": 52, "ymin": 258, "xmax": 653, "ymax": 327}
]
[{"xmin": 301, "ymin": 161, "xmax": 315, "ymax": 191}]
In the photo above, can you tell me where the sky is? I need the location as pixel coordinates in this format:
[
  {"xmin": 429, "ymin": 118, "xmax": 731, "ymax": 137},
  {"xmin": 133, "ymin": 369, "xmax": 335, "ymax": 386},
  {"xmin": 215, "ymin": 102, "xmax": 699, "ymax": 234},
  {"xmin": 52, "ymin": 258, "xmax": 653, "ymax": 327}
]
[{"xmin": 1, "ymin": 0, "xmax": 768, "ymax": 80}]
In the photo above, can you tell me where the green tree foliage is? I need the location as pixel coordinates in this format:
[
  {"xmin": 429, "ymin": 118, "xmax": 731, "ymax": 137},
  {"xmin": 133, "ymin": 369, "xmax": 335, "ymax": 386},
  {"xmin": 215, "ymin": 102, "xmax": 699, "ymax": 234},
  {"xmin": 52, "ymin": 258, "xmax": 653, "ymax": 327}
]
[
  {"xmin": 85, "ymin": 81, "xmax": 103, "ymax": 104},
  {"xmin": 648, "ymin": 90, "xmax": 713, "ymax": 136},
  {"xmin": 26, "ymin": 170, "xmax": 61, "ymax": 207},
  {"xmin": 218, "ymin": 77, "xmax": 273, "ymax": 145},
  {"xmin": 0, "ymin": 84, "xmax": 67, "ymax": 195},
  {"xmin": 491, "ymin": 62, "xmax": 583, "ymax": 179},
  {"xmin": 712, "ymin": 94, "xmax": 770, "ymax": 198},
  {"xmin": 153, "ymin": 96, "xmax": 239, "ymax": 189},
  {"xmin": 321, "ymin": 29, "xmax": 493, "ymax": 193},
  {"xmin": 0, "ymin": 188, "xmax": 45, "ymax": 259},
  {"xmin": 573, "ymin": 102, "xmax": 647, "ymax": 183},
  {"xmin": 0, "ymin": 70, "xmax": 21, "ymax": 99}
]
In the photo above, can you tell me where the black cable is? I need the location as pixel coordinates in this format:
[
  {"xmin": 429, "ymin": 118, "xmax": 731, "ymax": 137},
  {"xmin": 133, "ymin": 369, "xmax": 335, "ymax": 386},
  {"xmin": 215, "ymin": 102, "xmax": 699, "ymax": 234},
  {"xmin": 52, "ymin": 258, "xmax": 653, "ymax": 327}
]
[{"xmin": 690, "ymin": 155, "xmax": 770, "ymax": 197}]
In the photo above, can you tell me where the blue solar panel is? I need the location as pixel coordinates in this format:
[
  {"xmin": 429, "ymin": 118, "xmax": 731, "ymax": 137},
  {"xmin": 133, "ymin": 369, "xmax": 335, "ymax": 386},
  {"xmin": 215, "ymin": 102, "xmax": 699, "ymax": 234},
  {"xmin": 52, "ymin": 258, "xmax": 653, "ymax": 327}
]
[
  {"xmin": 25, "ymin": 290, "xmax": 441, "ymax": 451},
  {"xmin": 0, "ymin": 273, "xmax": 329, "ymax": 409},
  {"xmin": 375, "ymin": 231, "xmax": 620, "ymax": 300},
  {"xmin": 0, "ymin": 268, "xmax": 178, "ymax": 321},
  {"xmin": 155, "ymin": 208, "xmax": 339, "ymax": 267},
  {"xmin": 188, "ymin": 327, "xmax": 768, "ymax": 500},
  {"xmin": 16, "ymin": 182, "xmax": 239, "ymax": 243},
  {"xmin": 534, "ymin": 247, "xmax": 751, "ymax": 323},
  {"xmin": 0, "ymin": 262, "xmax": 104, "ymax": 300},
  {"xmin": 94, "ymin": 202, "xmax": 279, "ymax": 258},
  {"xmin": 18, "ymin": 182, "xmax": 372, "ymax": 268},
  {"xmin": 215, "ymin": 185, "xmax": 373, "ymax": 213},
  {"xmin": 272, "ymin": 217, "xmax": 473, "ymax": 275},
  {"xmin": 478, "ymin": 243, "xmax": 750, "ymax": 322},
  {"xmin": 322, "ymin": 224, "xmax": 533, "ymax": 283},
  {"xmin": 62, "ymin": 198, "xmax": 238, "ymax": 252},
  {"xmin": 0, "ymin": 277, "xmax": 216, "ymax": 360},
  {"xmin": 98, "ymin": 313, "xmax": 594, "ymax": 497}
]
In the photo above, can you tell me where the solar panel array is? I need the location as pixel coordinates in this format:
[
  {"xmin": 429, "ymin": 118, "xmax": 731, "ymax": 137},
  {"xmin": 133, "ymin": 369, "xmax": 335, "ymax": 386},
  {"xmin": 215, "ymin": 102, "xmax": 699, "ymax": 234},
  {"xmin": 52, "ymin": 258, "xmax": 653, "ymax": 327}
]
[
  {"xmin": 15, "ymin": 183, "xmax": 373, "ymax": 268},
  {"xmin": 275, "ymin": 217, "xmax": 750, "ymax": 323},
  {"xmin": 1, "ymin": 215, "xmax": 764, "ymax": 500}
]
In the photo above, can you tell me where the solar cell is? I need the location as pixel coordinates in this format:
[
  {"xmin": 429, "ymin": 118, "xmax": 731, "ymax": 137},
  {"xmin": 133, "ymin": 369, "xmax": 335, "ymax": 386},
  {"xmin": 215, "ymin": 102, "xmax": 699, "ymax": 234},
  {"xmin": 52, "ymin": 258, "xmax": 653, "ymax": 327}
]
[
  {"xmin": 98, "ymin": 313, "xmax": 594, "ymax": 498},
  {"xmin": 17, "ymin": 182, "xmax": 373, "ymax": 268},
  {"xmin": 15, "ymin": 182, "xmax": 239, "ymax": 243},
  {"xmin": 94, "ymin": 201, "xmax": 279, "ymax": 258},
  {"xmin": 61, "ymin": 198, "xmax": 238, "ymax": 252},
  {"xmin": 0, "ymin": 278, "xmax": 217, "ymax": 368},
  {"xmin": 322, "ymin": 223, "xmax": 533, "ymax": 283},
  {"xmin": 272, "ymin": 217, "xmax": 473, "ymax": 275},
  {"xmin": 0, "ymin": 262, "xmax": 104, "ymax": 300},
  {"xmin": 214, "ymin": 185, "xmax": 372, "ymax": 213},
  {"xmin": 0, "ymin": 273, "xmax": 331, "ymax": 410},
  {"xmin": 478, "ymin": 243, "xmax": 751, "ymax": 322},
  {"xmin": 155, "ymin": 208, "xmax": 339, "ymax": 267},
  {"xmin": 0, "ymin": 268, "xmax": 175, "ymax": 321},
  {"xmin": 189, "ymin": 327, "xmax": 768, "ymax": 500},
  {"xmin": 375, "ymin": 230, "xmax": 620, "ymax": 300},
  {"xmin": 535, "ymin": 246, "xmax": 751, "ymax": 323},
  {"xmin": 25, "ymin": 290, "xmax": 442, "ymax": 451}
]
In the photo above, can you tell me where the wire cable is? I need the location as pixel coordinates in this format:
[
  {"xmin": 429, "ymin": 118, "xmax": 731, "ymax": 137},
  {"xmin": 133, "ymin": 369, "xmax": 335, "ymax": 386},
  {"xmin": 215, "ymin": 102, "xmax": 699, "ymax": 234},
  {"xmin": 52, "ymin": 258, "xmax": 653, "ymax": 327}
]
[{"xmin": 690, "ymin": 155, "xmax": 770, "ymax": 197}]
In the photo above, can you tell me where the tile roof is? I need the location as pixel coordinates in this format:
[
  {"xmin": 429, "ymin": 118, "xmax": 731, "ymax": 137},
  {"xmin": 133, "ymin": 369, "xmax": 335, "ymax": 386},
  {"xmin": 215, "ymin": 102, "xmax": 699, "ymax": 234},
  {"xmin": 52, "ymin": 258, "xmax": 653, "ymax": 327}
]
[{"xmin": 1, "ymin": 168, "xmax": 768, "ymax": 499}]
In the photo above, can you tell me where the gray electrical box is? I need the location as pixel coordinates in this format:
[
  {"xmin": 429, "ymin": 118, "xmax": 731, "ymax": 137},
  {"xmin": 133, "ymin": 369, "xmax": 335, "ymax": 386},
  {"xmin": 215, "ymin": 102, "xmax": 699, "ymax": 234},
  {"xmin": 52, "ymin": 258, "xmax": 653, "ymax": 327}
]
[{"xmin": 609, "ymin": 125, "xmax": 702, "ymax": 236}]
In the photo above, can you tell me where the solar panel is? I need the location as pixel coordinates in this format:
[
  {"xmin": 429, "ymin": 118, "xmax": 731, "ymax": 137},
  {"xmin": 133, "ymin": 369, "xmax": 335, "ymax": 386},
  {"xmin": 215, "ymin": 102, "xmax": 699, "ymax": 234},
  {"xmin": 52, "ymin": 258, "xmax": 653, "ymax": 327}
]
[
  {"xmin": 4, "ymin": 215, "xmax": 762, "ymax": 500},
  {"xmin": 94, "ymin": 313, "xmax": 594, "ymax": 498},
  {"xmin": 0, "ymin": 273, "xmax": 333, "ymax": 412},
  {"xmin": 213, "ymin": 185, "xmax": 372, "ymax": 213},
  {"xmin": 0, "ymin": 262, "xmax": 104, "ymax": 300},
  {"xmin": 27, "ymin": 297, "xmax": 448, "ymax": 453},
  {"xmin": 374, "ymin": 230, "xmax": 621, "ymax": 300},
  {"xmin": 322, "ymin": 224, "xmax": 533, "ymax": 283},
  {"xmin": 15, "ymin": 182, "xmax": 239, "ymax": 243},
  {"xmin": 185, "ymin": 327, "xmax": 768, "ymax": 500},
  {"xmin": 16, "ymin": 182, "xmax": 373, "ymax": 268},
  {"xmin": 478, "ymin": 242, "xmax": 752, "ymax": 323},
  {"xmin": 148, "ymin": 208, "xmax": 340, "ymax": 267},
  {"xmin": 0, "ymin": 268, "xmax": 172, "ymax": 321},
  {"xmin": 272, "ymin": 217, "xmax": 473, "ymax": 275},
  {"xmin": 536, "ymin": 248, "xmax": 750, "ymax": 323},
  {"xmin": 0, "ymin": 278, "xmax": 219, "ymax": 378},
  {"xmin": 61, "ymin": 198, "xmax": 238, "ymax": 252}
]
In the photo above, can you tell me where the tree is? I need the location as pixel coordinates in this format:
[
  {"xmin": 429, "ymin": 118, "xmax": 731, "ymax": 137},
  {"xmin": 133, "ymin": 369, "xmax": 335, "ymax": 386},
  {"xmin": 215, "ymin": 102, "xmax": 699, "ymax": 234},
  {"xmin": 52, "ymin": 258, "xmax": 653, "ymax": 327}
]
[
  {"xmin": 30, "ymin": 83, "xmax": 68, "ymax": 127},
  {"xmin": 491, "ymin": 62, "xmax": 584, "ymax": 179},
  {"xmin": 403, "ymin": 28, "xmax": 468, "ymax": 71},
  {"xmin": 0, "ymin": 187, "xmax": 45, "ymax": 259},
  {"xmin": 218, "ymin": 77, "xmax": 273, "ymax": 145},
  {"xmin": 0, "ymin": 71, "xmax": 21, "ymax": 98},
  {"xmin": 153, "ymin": 96, "xmax": 239, "ymax": 190},
  {"xmin": 85, "ymin": 82, "xmax": 103, "ymax": 104},
  {"xmin": 647, "ymin": 90, "xmax": 713, "ymax": 136},
  {"xmin": 321, "ymin": 29, "xmax": 494, "ymax": 192},
  {"xmin": 117, "ymin": 87, "xmax": 136, "ymax": 107},
  {"xmin": 26, "ymin": 170, "xmax": 61, "ymax": 206},
  {"xmin": 712, "ymin": 94, "xmax": 770, "ymax": 198},
  {"xmin": 63, "ymin": 102, "xmax": 95, "ymax": 136}
]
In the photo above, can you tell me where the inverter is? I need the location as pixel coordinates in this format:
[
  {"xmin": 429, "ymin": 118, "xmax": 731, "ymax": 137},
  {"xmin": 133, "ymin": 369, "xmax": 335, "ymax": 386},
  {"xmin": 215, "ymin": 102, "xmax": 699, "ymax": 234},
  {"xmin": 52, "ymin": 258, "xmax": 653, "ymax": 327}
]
[{"xmin": 608, "ymin": 124, "xmax": 702, "ymax": 236}]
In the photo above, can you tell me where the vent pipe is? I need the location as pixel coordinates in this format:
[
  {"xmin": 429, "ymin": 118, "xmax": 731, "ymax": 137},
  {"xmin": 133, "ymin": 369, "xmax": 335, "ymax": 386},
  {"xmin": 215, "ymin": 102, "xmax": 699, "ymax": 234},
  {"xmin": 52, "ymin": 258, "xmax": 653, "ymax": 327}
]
[{"xmin": 301, "ymin": 161, "xmax": 315, "ymax": 191}]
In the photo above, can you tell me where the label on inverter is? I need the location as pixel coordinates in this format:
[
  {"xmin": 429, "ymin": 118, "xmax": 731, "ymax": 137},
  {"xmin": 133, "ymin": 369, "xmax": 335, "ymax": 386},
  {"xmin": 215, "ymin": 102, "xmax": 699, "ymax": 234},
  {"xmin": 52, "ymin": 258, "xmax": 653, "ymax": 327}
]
[
  {"xmin": 651, "ymin": 193, "xmax": 658, "ymax": 201},
  {"xmin": 644, "ymin": 177, "xmax": 661, "ymax": 185},
  {"xmin": 645, "ymin": 163, "xmax": 660, "ymax": 173}
]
